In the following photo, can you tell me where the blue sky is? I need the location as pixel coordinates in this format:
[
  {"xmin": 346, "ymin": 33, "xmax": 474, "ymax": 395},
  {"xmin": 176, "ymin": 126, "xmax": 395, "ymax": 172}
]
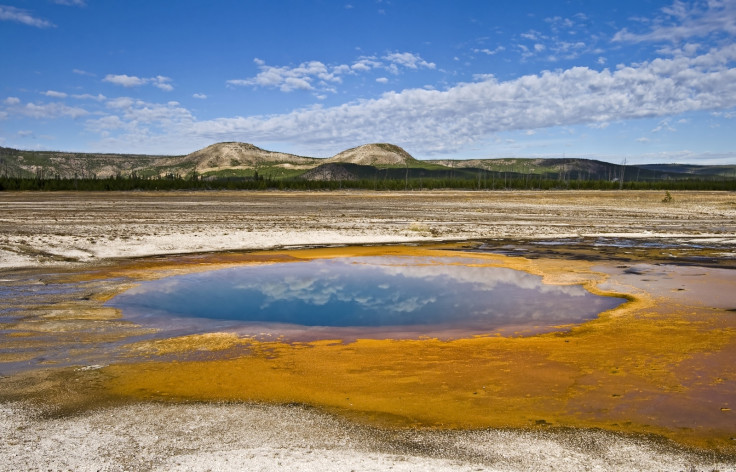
[{"xmin": 1, "ymin": 0, "xmax": 735, "ymax": 164}]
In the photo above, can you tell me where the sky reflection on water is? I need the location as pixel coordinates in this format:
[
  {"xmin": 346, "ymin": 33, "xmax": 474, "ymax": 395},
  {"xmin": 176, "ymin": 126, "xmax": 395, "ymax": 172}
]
[{"xmin": 108, "ymin": 257, "xmax": 624, "ymax": 338}]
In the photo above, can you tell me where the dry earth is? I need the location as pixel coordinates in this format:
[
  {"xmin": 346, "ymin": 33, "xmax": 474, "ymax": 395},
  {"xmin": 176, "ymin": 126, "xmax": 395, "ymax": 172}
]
[
  {"xmin": 2, "ymin": 401, "xmax": 733, "ymax": 472},
  {"xmin": 1, "ymin": 190, "xmax": 736, "ymax": 471},
  {"xmin": 1, "ymin": 190, "xmax": 735, "ymax": 269}
]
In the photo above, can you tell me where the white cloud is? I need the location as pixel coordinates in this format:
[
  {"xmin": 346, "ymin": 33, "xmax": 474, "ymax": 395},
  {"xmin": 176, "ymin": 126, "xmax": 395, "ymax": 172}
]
[
  {"xmin": 556, "ymin": 41, "xmax": 586, "ymax": 53},
  {"xmin": 525, "ymin": 39, "xmax": 588, "ymax": 62},
  {"xmin": 514, "ymin": 11, "xmax": 598, "ymax": 63},
  {"xmin": 283, "ymin": 76, "xmax": 313, "ymax": 91},
  {"xmin": 227, "ymin": 58, "xmax": 341, "ymax": 92},
  {"xmin": 4, "ymin": 97, "xmax": 21, "ymax": 105},
  {"xmin": 228, "ymin": 52, "xmax": 435, "ymax": 93},
  {"xmin": 152, "ymin": 76, "xmax": 173, "ymax": 91},
  {"xmin": 614, "ymin": 0, "xmax": 736, "ymax": 43},
  {"xmin": 112, "ymin": 98, "xmax": 192, "ymax": 124},
  {"xmin": 85, "ymin": 115, "xmax": 125, "ymax": 133},
  {"xmin": 29, "ymin": 103, "xmax": 89, "ymax": 119},
  {"xmin": 0, "ymin": 6, "xmax": 54, "ymax": 28},
  {"xmin": 472, "ymin": 73, "xmax": 496, "ymax": 81},
  {"xmin": 193, "ymin": 93, "xmax": 207, "ymax": 99},
  {"xmin": 383, "ymin": 52, "xmax": 435, "ymax": 70},
  {"xmin": 521, "ymin": 31, "xmax": 541, "ymax": 41},
  {"xmin": 351, "ymin": 57, "xmax": 381, "ymax": 72},
  {"xmin": 104, "ymin": 74, "xmax": 146, "ymax": 87},
  {"xmin": 73, "ymin": 68, "xmax": 95, "ymax": 76},
  {"xmin": 85, "ymin": 97, "xmax": 194, "ymax": 140},
  {"xmin": 103, "ymin": 74, "xmax": 174, "ymax": 91},
  {"xmin": 544, "ymin": 14, "xmax": 586, "ymax": 37},
  {"xmin": 72, "ymin": 93, "xmax": 106, "ymax": 101},
  {"xmin": 77, "ymin": 43, "xmax": 736, "ymax": 159},
  {"xmin": 651, "ymin": 119, "xmax": 676, "ymax": 133},
  {"xmin": 636, "ymin": 137, "xmax": 651, "ymax": 143},
  {"xmin": 332, "ymin": 64, "xmax": 351, "ymax": 75},
  {"xmin": 52, "ymin": 0, "xmax": 86, "ymax": 5},
  {"xmin": 85, "ymin": 97, "xmax": 195, "ymax": 148},
  {"xmin": 712, "ymin": 110, "xmax": 736, "ymax": 119},
  {"xmin": 106, "ymin": 97, "xmax": 135, "ymax": 109},
  {"xmin": 473, "ymin": 46, "xmax": 505, "ymax": 56},
  {"xmin": 191, "ymin": 45, "xmax": 736, "ymax": 155},
  {"xmin": 8, "ymin": 101, "xmax": 89, "ymax": 119},
  {"xmin": 683, "ymin": 42, "xmax": 701, "ymax": 56},
  {"xmin": 376, "ymin": 77, "xmax": 389, "ymax": 84},
  {"xmin": 42, "ymin": 90, "xmax": 68, "ymax": 99}
]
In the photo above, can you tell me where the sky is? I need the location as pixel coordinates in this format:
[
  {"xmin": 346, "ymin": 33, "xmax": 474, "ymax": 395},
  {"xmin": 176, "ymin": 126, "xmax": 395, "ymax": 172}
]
[{"xmin": 0, "ymin": 0, "xmax": 735, "ymax": 164}]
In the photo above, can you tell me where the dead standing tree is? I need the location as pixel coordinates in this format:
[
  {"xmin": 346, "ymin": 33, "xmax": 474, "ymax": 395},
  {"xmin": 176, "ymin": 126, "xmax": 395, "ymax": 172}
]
[{"xmin": 619, "ymin": 158, "xmax": 627, "ymax": 190}]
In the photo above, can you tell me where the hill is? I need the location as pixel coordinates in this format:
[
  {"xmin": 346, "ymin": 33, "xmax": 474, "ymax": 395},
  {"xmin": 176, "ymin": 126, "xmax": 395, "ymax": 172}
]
[
  {"xmin": 0, "ymin": 147, "xmax": 168, "ymax": 179},
  {"xmin": 424, "ymin": 157, "xmax": 736, "ymax": 182},
  {"xmin": 300, "ymin": 162, "xmax": 366, "ymax": 181},
  {"xmin": 1, "ymin": 142, "xmax": 734, "ymax": 185},
  {"xmin": 181, "ymin": 142, "xmax": 319, "ymax": 178},
  {"xmin": 327, "ymin": 143, "xmax": 418, "ymax": 167},
  {"xmin": 0, "ymin": 142, "xmax": 320, "ymax": 180},
  {"xmin": 637, "ymin": 163, "xmax": 736, "ymax": 178},
  {"xmin": 426, "ymin": 157, "xmax": 625, "ymax": 179}
]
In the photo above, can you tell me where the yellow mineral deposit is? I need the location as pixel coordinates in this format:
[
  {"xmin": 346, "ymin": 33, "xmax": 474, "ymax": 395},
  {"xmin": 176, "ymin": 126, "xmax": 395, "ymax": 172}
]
[{"xmin": 87, "ymin": 245, "xmax": 736, "ymax": 452}]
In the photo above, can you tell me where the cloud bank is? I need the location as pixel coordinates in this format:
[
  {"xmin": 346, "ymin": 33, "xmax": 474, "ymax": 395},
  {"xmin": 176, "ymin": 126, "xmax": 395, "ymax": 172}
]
[
  {"xmin": 613, "ymin": 0, "xmax": 736, "ymax": 43},
  {"xmin": 2, "ymin": 1, "xmax": 735, "ymax": 161},
  {"xmin": 193, "ymin": 45, "xmax": 736, "ymax": 154},
  {"xmin": 226, "ymin": 52, "xmax": 436, "ymax": 95},
  {"xmin": 4, "ymin": 42, "xmax": 735, "ymax": 158}
]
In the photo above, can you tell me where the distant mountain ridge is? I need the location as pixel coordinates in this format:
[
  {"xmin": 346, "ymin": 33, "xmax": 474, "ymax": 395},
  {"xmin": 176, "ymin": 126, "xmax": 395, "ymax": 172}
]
[{"xmin": 0, "ymin": 142, "xmax": 734, "ymax": 182}]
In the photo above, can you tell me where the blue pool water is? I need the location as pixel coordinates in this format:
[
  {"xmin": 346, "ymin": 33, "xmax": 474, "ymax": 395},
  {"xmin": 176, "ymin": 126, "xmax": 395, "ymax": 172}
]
[{"xmin": 107, "ymin": 256, "xmax": 624, "ymax": 338}]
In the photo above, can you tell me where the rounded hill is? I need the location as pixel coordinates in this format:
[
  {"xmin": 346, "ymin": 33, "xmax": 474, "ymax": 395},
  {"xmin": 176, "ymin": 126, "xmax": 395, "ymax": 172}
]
[
  {"xmin": 182, "ymin": 142, "xmax": 317, "ymax": 171},
  {"xmin": 327, "ymin": 143, "xmax": 417, "ymax": 166}
]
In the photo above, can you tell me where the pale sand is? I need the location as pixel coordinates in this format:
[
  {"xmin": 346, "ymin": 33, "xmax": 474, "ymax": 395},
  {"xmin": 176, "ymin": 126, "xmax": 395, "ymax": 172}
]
[{"xmin": 2, "ymin": 402, "xmax": 731, "ymax": 472}]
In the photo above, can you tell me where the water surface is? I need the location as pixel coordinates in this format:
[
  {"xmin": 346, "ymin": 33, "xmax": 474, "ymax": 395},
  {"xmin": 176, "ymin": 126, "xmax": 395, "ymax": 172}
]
[{"xmin": 108, "ymin": 256, "xmax": 624, "ymax": 340}]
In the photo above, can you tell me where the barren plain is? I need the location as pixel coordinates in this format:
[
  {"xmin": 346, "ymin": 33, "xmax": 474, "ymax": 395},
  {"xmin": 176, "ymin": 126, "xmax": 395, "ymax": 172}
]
[
  {"xmin": 1, "ymin": 190, "xmax": 735, "ymax": 268},
  {"xmin": 1, "ymin": 190, "xmax": 736, "ymax": 471}
]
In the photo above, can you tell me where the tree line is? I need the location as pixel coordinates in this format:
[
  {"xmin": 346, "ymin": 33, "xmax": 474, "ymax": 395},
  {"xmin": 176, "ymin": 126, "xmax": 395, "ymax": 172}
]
[{"xmin": 1, "ymin": 174, "xmax": 735, "ymax": 191}]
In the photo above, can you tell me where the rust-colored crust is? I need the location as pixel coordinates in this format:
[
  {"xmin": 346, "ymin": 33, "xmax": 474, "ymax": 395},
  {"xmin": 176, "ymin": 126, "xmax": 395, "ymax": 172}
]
[{"xmin": 86, "ymin": 246, "xmax": 735, "ymax": 452}]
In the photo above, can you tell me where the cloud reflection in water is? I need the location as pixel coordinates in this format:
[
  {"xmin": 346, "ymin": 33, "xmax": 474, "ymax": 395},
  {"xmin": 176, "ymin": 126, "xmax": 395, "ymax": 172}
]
[{"xmin": 109, "ymin": 256, "xmax": 623, "ymax": 330}]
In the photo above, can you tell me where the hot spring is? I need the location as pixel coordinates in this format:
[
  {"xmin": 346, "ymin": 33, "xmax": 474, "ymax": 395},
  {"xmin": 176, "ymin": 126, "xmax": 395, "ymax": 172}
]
[{"xmin": 107, "ymin": 256, "xmax": 625, "ymax": 340}]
